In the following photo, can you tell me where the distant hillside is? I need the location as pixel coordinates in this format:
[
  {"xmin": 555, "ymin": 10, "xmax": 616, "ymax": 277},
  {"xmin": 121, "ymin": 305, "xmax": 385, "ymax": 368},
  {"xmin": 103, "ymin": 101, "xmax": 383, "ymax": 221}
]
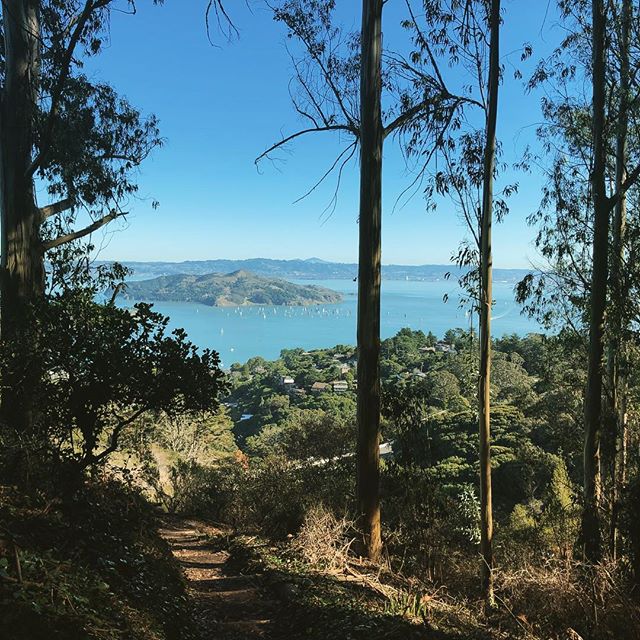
[
  {"xmin": 99, "ymin": 257, "xmax": 529, "ymax": 283},
  {"xmin": 120, "ymin": 270, "xmax": 343, "ymax": 307}
]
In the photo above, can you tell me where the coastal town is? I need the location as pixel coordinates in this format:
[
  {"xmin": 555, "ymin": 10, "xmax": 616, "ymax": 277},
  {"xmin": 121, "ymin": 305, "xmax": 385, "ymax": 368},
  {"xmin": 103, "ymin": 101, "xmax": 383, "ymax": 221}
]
[{"xmin": 225, "ymin": 330, "xmax": 461, "ymax": 439}]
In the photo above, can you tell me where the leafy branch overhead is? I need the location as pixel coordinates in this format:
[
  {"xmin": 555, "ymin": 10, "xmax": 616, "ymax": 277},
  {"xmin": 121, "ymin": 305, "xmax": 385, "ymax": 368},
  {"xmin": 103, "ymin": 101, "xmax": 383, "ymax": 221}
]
[{"xmin": 2, "ymin": 1, "xmax": 164, "ymax": 256}]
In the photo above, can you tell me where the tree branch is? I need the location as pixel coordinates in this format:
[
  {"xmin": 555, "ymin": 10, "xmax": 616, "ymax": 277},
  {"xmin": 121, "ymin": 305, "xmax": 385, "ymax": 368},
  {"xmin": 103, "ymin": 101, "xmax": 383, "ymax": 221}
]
[
  {"xmin": 606, "ymin": 162, "xmax": 640, "ymax": 209},
  {"xmin": 91, "ymin": 406, "xmax": 148, "ymax": 464},
  {"xmin": 41, "ymin": 210, "xmax": 122, "ymax": 251},
  {"xmin": 255, "ymin": 124, "xmax": 357, "ymax": 165},
  {"xmin": 384, "ymin": 100, "xmax": 432, "ymax": 138},
  {"xmin": 39, "ymin": 198, "xmax": 74, "ymax": 221}
]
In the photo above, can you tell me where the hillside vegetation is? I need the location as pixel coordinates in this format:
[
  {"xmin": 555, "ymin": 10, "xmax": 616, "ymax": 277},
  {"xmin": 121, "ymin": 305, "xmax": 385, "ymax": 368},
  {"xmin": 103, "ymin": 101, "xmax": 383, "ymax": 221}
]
[{"xmin": 120, "ymin": 270, "xmax": 343, "ymax": 307}]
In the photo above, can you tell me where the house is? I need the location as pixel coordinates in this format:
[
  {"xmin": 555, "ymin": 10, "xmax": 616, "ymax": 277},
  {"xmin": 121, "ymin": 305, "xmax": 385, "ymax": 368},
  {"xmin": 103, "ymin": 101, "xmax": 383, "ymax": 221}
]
[
  {"xmin": 435, "ymin": 341, "xmax": 457, "ymax": 354},
  {"xmin": 419, "ymin": 346, "xmax": 436, "ymax": 353},
  {"xmin": 281, "ymin": 375, "xmax": 295, "ymax": 390},
  {"xmin": 339, "ymin": 363, "xmax": 351, "ymax": 376},
  {"xmin": 379, "ymin": 441, "xmax": 394, "ymax": 459},
  {"xmin": 292, "ymin": 387, "xmax": 307, "ymax": 397},
  {"xmin": 311, "ymin": 381, "xmax": 330, "ymax": 395},
  {"xmin": 330, "ymin": 380, "xmax": 349, "ymax": 393}
]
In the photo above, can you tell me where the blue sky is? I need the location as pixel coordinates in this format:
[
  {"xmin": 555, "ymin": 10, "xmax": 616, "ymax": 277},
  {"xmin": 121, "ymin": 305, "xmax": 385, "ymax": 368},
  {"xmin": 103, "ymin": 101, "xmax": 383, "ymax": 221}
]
[{"xmin": 86, "ymin": 0, "xmax": 561, "ymax": 268}]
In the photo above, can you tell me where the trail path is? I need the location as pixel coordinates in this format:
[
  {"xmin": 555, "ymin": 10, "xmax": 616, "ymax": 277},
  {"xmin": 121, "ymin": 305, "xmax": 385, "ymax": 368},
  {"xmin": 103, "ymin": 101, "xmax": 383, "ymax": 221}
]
[{"xmin": 159, "ymin": 518, "xmax": 275, "ymax": 639}]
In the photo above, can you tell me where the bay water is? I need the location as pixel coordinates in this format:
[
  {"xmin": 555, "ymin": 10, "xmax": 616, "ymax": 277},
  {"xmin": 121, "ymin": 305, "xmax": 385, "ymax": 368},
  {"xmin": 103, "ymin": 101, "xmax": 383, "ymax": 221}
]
[{"xmin": 120, "ymin": 279, "xmax": 541, "ymax": 368}]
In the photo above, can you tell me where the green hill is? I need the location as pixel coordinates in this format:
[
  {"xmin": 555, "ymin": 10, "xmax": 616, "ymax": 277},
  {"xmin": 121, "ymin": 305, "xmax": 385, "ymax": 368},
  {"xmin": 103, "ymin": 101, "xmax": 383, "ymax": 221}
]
[{"xmin": 120, "ymin": 270, "xmax": 343, "ymax": 306}]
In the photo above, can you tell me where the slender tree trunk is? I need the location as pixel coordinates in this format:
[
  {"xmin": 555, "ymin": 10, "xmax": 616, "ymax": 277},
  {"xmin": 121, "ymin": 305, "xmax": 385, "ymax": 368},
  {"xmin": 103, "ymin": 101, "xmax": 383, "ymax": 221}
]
[
  {"xmin": 478, "ymin": 0, "xmax": 500, "ymax": 606},
  {"xmin": 356, "ymin": 0, "xmax": 383, "ymax": 563},
  {"xmin": 582, "ymin": 0, "xmax": 608, "ymax": 564},
  {"xmin": 607, "ymin": 0, "xmax": 631, "ymax": 561},
  {"xmin": 0, "ymin": 0, "xmax": 44, "ymax": 433}
]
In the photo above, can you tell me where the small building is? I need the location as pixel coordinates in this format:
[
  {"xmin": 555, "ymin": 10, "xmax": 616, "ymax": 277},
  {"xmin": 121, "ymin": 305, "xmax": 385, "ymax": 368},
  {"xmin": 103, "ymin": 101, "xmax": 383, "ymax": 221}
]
[
  {"xmin": 292, "ymin": 387, "xmax": 307, "ymax": 397},
  {"xmin": 311, "ymin": 381, "xmax": 330, "ymax": 395},
  {"xmin": 339, "ymin": 363, "xmax": 351, "ymax": 375},
  {"xmin": 330, "ymin": 380, "xmax": 349, "ymax": 393},
  {"xmin": 419, "ymin": 346, "xmax": 436, "ymax": 354},
  {"xmin": 435, "ymin": 341, "xmax": 456, "ymax": 354},
  {"xmin": 281, "ymin": 375, "xmax": 295, "ymax": 389},
  {"xmin": 379, "ymin": 441, "xmax": 394, "ymax": 459}
]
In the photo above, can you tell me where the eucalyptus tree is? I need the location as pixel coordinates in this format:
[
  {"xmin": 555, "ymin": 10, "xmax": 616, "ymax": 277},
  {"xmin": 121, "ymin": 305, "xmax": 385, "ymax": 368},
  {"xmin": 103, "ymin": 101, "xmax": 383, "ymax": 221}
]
[
  {"xmin": 0, "ymin": 1, "xmax": 163, "ymax": 431},
  {"xmin": 402, "ymin": 0, "xmax": 506, "ymax": 604},
  {"xmin": 583, "ymin": 0, "xmax": 611, "ymax": 564},
  {"xmin": 259, "ymin": 0, "xmax": 471, "ymax": 560},
  {"xmin": 607, "ymin": 0, "xmax": 632, "ymax": 559},
  {"xmin": 517, "ymin": 0, "xmax": 640, "ymax": 562}
]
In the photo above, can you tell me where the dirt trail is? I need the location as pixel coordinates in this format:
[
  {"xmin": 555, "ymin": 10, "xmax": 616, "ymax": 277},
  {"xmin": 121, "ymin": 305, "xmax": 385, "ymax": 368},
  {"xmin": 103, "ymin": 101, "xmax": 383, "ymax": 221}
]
[{"xmin": 159, "ymin": 518, "xmax": 275, "ymax": 639}]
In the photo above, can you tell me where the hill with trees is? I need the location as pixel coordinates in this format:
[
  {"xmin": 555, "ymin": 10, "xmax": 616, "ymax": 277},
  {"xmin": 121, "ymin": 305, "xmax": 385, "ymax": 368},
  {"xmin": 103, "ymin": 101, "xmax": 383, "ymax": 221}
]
[{"xmin": 120, "ymin": 270, "xmax": 343, "ymax": 307}]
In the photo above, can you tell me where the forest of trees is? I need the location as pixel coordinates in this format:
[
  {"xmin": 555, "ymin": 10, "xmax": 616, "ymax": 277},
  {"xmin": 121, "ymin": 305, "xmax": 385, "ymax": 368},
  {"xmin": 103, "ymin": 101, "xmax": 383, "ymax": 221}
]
[{"xmin": 2, "ymin": 1, "xmax": 640, "ymax": 639}]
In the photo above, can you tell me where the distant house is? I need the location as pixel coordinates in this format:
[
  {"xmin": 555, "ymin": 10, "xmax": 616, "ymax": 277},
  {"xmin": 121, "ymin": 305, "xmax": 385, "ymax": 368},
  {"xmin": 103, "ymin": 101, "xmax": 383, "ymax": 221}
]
[
  {"xmin": 292, "ymin": 387, "xmax": 307, "ymax": 397},
  {"xmin": 419, "ymin": 346, "xmax": 436, "ymax": 353},
  {"xmin": 331, "ymin": 380, "xmax": 349, "ymax": 393},
  {"xmin": 379, "ymin": 441, "xmax": 394, "ymax": 459},
  {"xmin": 435, "ymin": 341, "xmax": 456, "ymax": 354},
  {"xmin": 240, "ymin": 413, "xmax": 253, "ymax": 422},
  {"xmin": 281, "ymin": 375, "xmax": 295, "ymax": 390},
  {"xmin": 311, "ymin": 381, "xmax": 330, "ymax": 395},
  {"xmin": 339, "ymin": 363, "xmax": 351, "ymax": 375}
]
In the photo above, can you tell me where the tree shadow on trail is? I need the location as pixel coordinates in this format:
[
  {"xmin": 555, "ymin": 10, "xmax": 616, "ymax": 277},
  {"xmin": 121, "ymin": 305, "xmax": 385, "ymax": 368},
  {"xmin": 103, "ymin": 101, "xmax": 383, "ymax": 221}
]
[{"xmin": 224, "ymin": 539, "xmax": 487, "ymax": 640}]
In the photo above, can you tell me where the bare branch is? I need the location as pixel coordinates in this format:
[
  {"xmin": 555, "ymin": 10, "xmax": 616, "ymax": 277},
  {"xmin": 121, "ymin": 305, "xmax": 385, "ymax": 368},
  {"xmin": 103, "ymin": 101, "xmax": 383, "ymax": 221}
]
[
  {"xmin": 41, "ymin": 210, "xmax": 122, "ymax": 251},
  {"xmin": 255, "ymin": 124, "xmax": 357, "ymax": 165},
  {"xmin": 293, "ymin": 140, "xmax": 357, "ymax": 204},
  {"xmin": 39, "ymin": 198, "xmax": 74, "ymax": 221}
]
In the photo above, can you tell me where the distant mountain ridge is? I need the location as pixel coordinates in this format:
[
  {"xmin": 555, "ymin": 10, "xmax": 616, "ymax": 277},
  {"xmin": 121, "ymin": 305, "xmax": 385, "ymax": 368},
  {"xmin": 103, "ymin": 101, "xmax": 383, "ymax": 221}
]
[
  {"xmin": 119, "ymin": 270, "xmax": 343, "ymax": 307},
  {"xmin": 99, "ymin": 258, "xmax": 529, "ymax": 283}
]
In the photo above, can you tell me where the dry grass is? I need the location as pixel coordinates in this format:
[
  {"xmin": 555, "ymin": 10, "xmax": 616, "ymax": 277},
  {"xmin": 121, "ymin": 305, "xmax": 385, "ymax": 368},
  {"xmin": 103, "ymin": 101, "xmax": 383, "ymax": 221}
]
[
  {"xmin": 496, "ymin": 558, "xmax": 640, "ymax": 640},
  {"xmin": 291, "ymin": 504, "xmax": 354, "ymax": 571}
]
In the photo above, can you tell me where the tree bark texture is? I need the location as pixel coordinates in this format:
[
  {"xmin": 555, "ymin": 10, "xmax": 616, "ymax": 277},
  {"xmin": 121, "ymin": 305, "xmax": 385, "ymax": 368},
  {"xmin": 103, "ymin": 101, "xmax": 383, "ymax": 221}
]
[{"xmin": 356, "ymin": 0, "xmax": 383, "ymax": 563}]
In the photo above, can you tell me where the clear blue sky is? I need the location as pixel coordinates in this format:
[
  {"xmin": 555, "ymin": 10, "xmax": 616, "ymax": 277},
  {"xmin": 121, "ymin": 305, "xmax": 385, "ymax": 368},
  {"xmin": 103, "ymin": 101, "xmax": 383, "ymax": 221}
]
[{"xmin": 86, "ymin": 0, "xmax": 561, "ymax": 268}]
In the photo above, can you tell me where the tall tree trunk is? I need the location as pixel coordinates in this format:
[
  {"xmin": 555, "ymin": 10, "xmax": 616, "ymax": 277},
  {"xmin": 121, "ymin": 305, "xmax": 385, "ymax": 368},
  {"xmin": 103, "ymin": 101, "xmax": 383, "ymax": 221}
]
[
  {"xmin": 478, "ymin": 0, "xmax": 500, "ymax": 607},
  {"xmin": 0, "ymin": 0, "xmax": 44, "ymax": 433},
  {"xmin": 607, "ymin": 0, "xmax": 631, "ymax": 561},
  {"xmin": 356, "ymin": 0, "xmax": 383, "ymax": 563},
  {"xmin": 582, "ymin": 0, "xmax": 608, "ymax": 564}
]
